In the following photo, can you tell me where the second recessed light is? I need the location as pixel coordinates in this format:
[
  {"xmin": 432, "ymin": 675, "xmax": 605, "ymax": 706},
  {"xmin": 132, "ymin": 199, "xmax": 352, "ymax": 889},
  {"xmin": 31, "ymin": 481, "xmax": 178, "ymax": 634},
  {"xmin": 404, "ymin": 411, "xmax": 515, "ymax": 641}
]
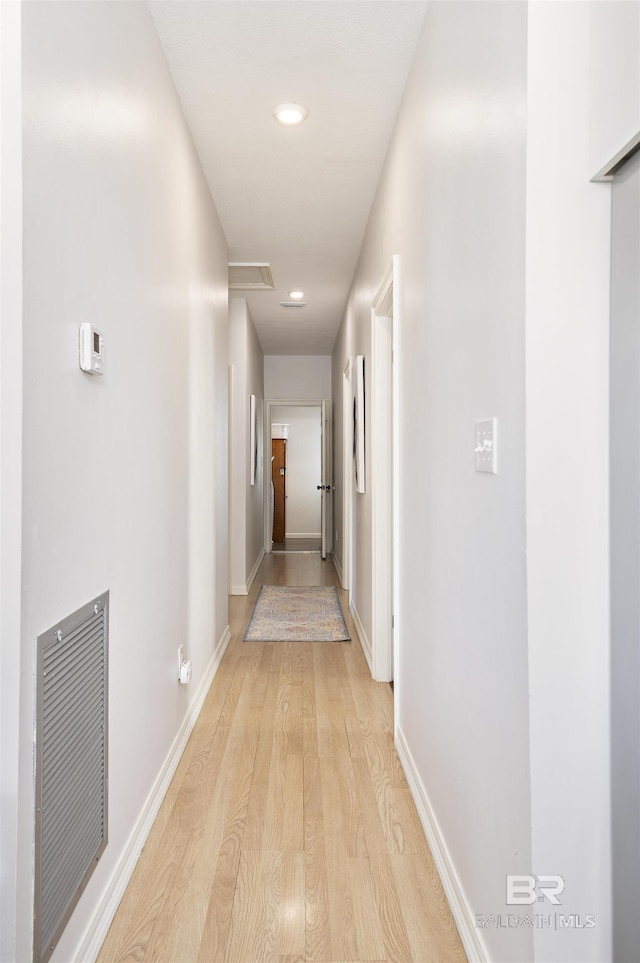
[
  {"xmin": 272, "ymin": 103, "xmax": 309, "ymax": 126},
  {"xmin": 289, "ymin": 291, "xmax": 305, "ymax": 299}
]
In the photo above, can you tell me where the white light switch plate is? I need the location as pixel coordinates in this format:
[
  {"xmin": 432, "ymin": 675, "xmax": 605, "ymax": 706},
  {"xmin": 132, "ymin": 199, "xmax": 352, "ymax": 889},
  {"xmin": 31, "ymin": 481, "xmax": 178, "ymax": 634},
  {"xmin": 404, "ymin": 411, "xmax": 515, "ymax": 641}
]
[{"xmin": 475, "ymin": 418, "xmax": 497, "ymax": 473}]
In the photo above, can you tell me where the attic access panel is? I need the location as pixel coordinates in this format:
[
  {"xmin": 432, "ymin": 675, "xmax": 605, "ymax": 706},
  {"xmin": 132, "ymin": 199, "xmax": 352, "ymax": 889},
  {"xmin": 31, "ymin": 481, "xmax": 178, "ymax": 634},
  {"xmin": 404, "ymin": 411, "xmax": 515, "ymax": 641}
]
[{"xmin": 228, "ymin": 262, "xmax": 274, "ymax": 290}]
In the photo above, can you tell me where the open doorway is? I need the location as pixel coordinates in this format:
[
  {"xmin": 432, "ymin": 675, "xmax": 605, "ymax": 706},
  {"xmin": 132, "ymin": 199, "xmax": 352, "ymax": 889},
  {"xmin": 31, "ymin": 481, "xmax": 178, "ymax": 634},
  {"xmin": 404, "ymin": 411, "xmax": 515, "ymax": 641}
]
[
  {"xmin": 264, "ymin": 400, "xmax": 333, "ymax": 558},
  {"xmin": 270, "ymin": 405, "xmax": 321, "ymax": 553}
]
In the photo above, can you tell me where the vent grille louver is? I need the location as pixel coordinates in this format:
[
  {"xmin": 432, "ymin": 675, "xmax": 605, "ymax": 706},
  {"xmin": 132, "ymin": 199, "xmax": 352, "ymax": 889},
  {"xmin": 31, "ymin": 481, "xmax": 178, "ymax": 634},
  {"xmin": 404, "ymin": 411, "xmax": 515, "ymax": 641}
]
[{"xmin": 34, "ymin": 593, "xmax": 109, "ymax": 963}]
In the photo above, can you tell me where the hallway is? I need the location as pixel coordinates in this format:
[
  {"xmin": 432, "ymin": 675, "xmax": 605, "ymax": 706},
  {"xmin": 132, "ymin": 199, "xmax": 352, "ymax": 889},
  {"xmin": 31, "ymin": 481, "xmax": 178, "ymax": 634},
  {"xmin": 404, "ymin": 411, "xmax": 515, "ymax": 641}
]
[{"xmin": 97, "ymin": 555, "xmax": 465, "ymax": 963}]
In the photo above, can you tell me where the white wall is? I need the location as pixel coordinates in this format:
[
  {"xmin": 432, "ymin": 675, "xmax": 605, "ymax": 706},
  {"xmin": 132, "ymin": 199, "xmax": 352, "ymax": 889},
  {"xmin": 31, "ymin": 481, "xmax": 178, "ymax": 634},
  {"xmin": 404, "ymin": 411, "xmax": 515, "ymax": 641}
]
[
  {"xmin": 272, "ymin": 406, "xmax": 321, "ymax": 538},
  {"xmin": 587, "ymin": 0, "xmax": 640, "ymax": 174},
  {"xmin": 609, "ymin": 149, "xmax": 640, "ymax": 963},
  {"xmin": 229, "ymin": 299, "xmax": 264, "ymax": 592},
  {"xmin": 246, "ymin": 308, "xmax": 265, "ymax": 578},
  {"xmin": 333, "ymin": 4, "xmax": 640, "ymax": 962},
  {"xmin": 229, "ymin": 301, "xmax": 246, "ymax": 590},
  {"xmin": 333, "ymin": 3, "xmax": 530, "ymax": 960},
  {"xmin": 16, "ymin": 4, "xmax": 230, "ymax": 961},
  {"xmin": 525, "ymin": 3, "xmax": 639, "ymax": 960},
  {"xmin": 0, "ymin": 4, "xmax": 23, "ymax": 961},
  {"xmin": 264, "ymin": 354, "xmax": 331, "ymax": 400}
]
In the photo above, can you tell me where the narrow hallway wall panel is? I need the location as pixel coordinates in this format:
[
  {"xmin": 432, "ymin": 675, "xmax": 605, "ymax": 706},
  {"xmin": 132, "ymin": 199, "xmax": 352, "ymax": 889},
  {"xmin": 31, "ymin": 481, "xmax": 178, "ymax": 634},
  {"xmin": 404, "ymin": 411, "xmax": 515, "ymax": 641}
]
[
  {"xmin": 332, "ymin": 3, "xmax": 637, "ymax": 962},
  {"xmin": 525, "ymin": 4, "xmax": 639, "ymax": 960},
  {"xmin": 245, "ymin": 311, "xmax": 265, "ymax": 578},
  {"xmin": 610, "ymin": 146, "xmax": 640, "ymax": 963},
  {"xmin": 264, "ymin": 355, "xmax": 331, "ymax": 400},
  {"xmin": 332, "ymin": 3, "xmax": 531, "ymax": 960},
  {"xmin": 18, "ymin": 4, "xmax": 229, "ymax": 960},
  {"xmin": 0, "ymin": 5, "xmax": 23, "ymax": 961},
  {"xmin": 229, "ymin": 299, "xmax": 264, "ymax": 592}
]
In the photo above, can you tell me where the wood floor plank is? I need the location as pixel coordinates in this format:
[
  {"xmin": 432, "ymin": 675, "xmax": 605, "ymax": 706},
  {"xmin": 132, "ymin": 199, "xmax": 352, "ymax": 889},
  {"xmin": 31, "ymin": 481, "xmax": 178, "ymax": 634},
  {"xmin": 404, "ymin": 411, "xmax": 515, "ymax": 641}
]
[
  {"xmin": 322, "ymin": 845, "xmax": 349, "ymax": 960},
  {"xmin": 304, "ymin": 812, "xmax": 332, "ymax": 963},
  {"xmin": 302, "ymin": 644, "xmax": 319, "ymax": 757},
  {"xmin": 391, "ymin": 853, "xmax": 467, "ymax": 963},
  {"xmin": 314, "ymin": 646, "xmax": 351, "ymax": 759},
  {"xmin": 99, "ymin": 718, "xmax": 238, "ymax": 962},
  {"xmin": 343, "ymin": 857, "xmax": 387, "ymax": 961},
  {"xmin": 241, "ymin": 667, "xmax": 280, "ymax": 852},
  {"xmin": 98, "ymin": 553, "xmax": 466, "ymax": 963},
  {"xmin": 368, "ymin": 852, "xmax": 414, "ymax": 962},
  {"xmin": 304, "ymin": 755, "xmax": 323, "ymax": 816},
  {"xmin": 195, "ymin": 867, "xmax": 237, "ymax": 963},
  {"xmin": 358, "ymin": 718, "xmax": 408, "ymax": 789},
  {"xmin": 351, "ymin": 757, "xmax": 391, "ymax": 856},
  {"xmin": 275, "ymin": 677, "xmax": 304, "ymax": 757},
  {"xmin": 142, "ymin": 724, "xmax": 253, "ymax": 962},
  {"xmin": 262, "ymin": 751, "xmax": 304, "ymax": 851},
  {"xmin": 170, "ymin": 727, "xmax": 258, "ymax": 962},
  {"xmin": 280, "ymin": 851, "xmax": 306, "ymax": 958},
  {"xmin": 280, "ymin": 641, "xmax": 306, "ymax": 686},
  {"xmin": 319, "ymin": 755, "xmax": 367, "ymax": 858},
  {"xmin": 225, "ymin": 850, "xmax": 282, "ymax": 962}
]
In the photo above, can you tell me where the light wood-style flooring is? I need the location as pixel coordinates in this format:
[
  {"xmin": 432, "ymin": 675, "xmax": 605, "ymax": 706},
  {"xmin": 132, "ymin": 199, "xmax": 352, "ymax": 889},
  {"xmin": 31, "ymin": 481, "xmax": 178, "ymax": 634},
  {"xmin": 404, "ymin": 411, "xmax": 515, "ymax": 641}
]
[
  {"xmin": 271, "ymin": 538, "xmax": 322, "ymax": 554},
  {"xmin": 97, "ymin": 554, "xmax": 466, "ymax": 963}
]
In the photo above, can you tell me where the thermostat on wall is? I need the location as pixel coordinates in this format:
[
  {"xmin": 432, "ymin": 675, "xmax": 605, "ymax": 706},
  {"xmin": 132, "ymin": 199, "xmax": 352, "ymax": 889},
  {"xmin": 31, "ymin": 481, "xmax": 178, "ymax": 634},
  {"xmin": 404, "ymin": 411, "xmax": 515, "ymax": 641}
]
[{"xmin": 79, "ymin": 323, "xmax": 104, "ymax": 375}]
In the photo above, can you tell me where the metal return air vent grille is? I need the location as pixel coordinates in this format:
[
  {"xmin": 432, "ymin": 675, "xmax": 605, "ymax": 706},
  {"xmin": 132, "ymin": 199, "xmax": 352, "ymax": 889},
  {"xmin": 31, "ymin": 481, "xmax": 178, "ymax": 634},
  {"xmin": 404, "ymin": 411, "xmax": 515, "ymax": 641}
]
[{"xmin": 34, "ymin": 593, "xmax": 109, "ymax": 963}]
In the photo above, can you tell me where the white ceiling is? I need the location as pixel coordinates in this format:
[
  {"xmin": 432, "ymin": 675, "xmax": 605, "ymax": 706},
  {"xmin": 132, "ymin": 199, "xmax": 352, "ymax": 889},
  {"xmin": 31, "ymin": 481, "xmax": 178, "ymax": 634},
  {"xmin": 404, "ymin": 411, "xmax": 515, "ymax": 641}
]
[{"xmin": 150, "ymin": 1, "xmax": 427, "ymax": 355}]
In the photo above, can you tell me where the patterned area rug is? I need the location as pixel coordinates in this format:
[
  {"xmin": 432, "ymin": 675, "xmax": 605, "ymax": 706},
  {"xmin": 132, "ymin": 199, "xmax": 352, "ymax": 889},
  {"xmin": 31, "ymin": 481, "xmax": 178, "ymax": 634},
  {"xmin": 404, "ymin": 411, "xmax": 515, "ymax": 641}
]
[{"xmin": 244, "ymin": 585, "xmax": 351, "ymax": 642}]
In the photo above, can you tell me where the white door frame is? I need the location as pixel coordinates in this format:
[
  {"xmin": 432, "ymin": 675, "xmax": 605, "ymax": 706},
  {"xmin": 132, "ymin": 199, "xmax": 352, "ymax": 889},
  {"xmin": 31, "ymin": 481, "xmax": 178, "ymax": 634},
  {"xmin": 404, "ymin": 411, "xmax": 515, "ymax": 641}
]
[
  {"xmin": 263, "ymin": 398, "xmax": 328, "ymax": 554},
  {"xmin": 370, "ymin": 256, "xmax": 400, "ymax": 684},
  {"xmin": 228, "ymin": 364, "xmax": 233, "ymax": 593},
  {"xmin": 320, "ymin": 400, "xmax": 333, "ymax": 560},
  {"xmin": 341, "ymin": 360, "xmax": 353, "ymax": 592}
]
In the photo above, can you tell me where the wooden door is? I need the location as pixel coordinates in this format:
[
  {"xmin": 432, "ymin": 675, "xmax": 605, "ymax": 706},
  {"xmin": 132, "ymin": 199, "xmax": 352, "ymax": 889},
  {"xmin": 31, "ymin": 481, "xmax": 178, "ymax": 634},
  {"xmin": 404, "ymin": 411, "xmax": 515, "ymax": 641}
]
[{"xmin": 272, "ymin": 439, "xmax": 286, "ymax": 542}]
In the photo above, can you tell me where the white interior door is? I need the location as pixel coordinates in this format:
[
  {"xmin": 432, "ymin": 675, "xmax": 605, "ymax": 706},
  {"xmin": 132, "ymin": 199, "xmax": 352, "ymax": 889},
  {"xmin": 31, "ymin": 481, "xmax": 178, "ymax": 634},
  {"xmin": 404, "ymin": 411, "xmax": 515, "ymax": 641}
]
[{"xmin": 321, "ymin": 400, "xmax": 332, "ymax": 560}]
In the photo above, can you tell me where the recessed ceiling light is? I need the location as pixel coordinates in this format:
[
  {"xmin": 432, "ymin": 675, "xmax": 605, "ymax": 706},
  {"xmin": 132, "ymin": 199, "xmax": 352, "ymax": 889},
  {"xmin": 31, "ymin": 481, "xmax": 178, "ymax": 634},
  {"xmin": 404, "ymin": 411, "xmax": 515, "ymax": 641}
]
[
  {"xmin": 289, "ymin": 291, "xmax": 305, "ymax": 299},
  {"xmin": 272, "ymin": 103, "xmax": 309, "ymax": 127}
]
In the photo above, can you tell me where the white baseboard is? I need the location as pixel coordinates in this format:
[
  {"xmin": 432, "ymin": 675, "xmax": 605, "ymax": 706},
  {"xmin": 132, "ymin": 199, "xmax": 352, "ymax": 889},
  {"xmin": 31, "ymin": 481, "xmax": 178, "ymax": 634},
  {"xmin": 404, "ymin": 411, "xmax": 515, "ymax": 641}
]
[
  {"xmin": 332, "ymin": 552, "xmax": 343, "ymax": 585},
  {"xmin": 230, "ymin": 548, "xmax": 265, "ymax": 596},
  {"xmin": 394, "ymin": 726, "xmax": 488, "ymax": 963},
  {"xmin": 349, "ymin": 600, "xmax": 372, "ymax": 675},
  {"xmin": 247, "ymin": 547, "xmax": 264, "ymax": 590},
  {"xmin": 74, "ymin": 623, "xmax": 232, "ymax": 963},
  {"xmin": 284, "ymin": 532, "xmax": 322, "ymax": 539}
]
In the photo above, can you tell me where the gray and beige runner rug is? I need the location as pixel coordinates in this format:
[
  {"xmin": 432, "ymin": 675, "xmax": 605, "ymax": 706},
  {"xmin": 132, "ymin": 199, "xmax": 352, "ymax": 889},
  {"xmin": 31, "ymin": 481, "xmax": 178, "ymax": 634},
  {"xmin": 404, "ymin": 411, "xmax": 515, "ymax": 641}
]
[{"xmin": 244, "ymin": 585, "xmax": 351, "ymax": 642}]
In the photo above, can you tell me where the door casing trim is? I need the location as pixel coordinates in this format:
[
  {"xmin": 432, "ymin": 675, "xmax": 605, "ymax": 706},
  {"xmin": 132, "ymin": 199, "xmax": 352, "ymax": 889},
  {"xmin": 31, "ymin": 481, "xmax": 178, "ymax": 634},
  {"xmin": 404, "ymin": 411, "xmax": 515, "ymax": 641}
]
[{"xmin": 263, "ymin": 398, "xmax": 329, "ymax": 554}]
